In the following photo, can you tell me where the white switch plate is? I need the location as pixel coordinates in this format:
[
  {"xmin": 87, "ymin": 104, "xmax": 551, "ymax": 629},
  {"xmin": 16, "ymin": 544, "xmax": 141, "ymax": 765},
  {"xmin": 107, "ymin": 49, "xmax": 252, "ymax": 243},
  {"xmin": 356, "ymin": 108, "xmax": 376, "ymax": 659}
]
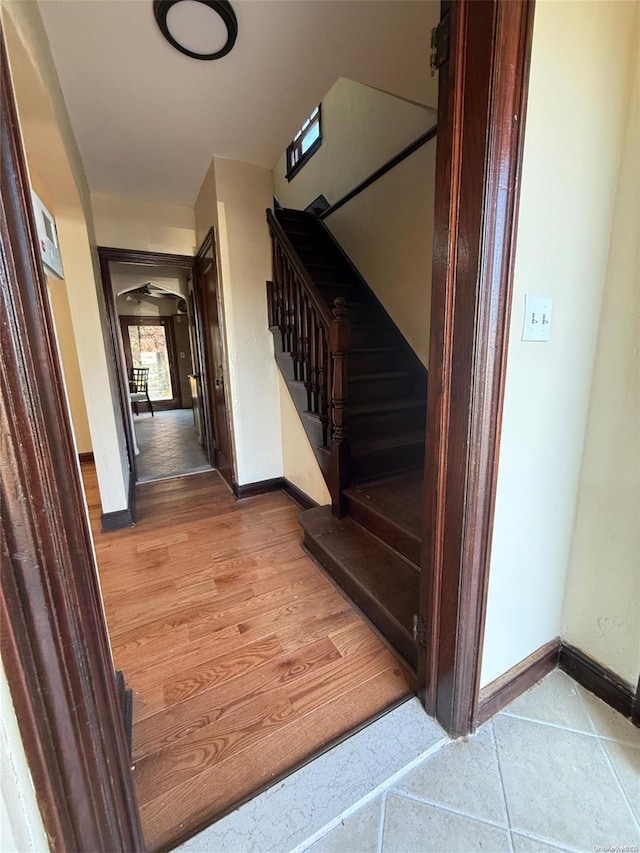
[{"xmin": 522, "ymin": 294, "xmax": 553, "ymax": 342}]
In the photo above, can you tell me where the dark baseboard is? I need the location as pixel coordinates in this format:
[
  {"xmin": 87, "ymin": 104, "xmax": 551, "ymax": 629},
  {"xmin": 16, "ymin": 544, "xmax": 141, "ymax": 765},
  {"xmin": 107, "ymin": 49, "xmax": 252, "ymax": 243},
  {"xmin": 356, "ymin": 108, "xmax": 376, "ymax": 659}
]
[
  {"xmin": 233, "ymin": 477, "xmax": 285, "ymax": 499},
  {"xmin": 78, "ymin": 451, "xmax": 94, "ymax": 465},
  {"xmin": 559, "ymin": 642, "xmax": 637, "ymax": 725},
  {"xmin": 476, "ymin": 638, "xmax": 560, "ymax": 727},
  {"xmin": 115, "ymin": 671, "xmax": 133, "ymax": 758},
  {"xmin": 282, "ymin": 479, "xmax": 319, "ymax": 510},
  {"xmin": 232, "ymin": 476, "xmax": 318, "ymax": 510},
  {"xmin": 100, "ymin": 470, "xmax": 136, "ymax": 532}
]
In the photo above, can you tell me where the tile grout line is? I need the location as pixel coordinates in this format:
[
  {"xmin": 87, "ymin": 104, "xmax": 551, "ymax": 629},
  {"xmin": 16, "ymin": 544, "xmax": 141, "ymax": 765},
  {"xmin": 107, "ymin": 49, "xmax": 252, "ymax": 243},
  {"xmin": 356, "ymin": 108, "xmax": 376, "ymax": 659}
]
[
  {"xmin": 289, "ymin": 735, "xmax": 448, "ymax": 853},
  {"xmin": 501, "ymin": 709, "xmax": 601, "ymax": 739},
  {"xmin": 390, "ymin": 789, "xmax": 511, "ymax": 833},
  {"xmin": 509, "ymin": 829, "xmax": 587, "ymax": 853},
  {"xmin": 574, "ymin": 689, "xmax": 640, "ymax": 833},
  {"xmin": 489, "ymin": 722, "xmax": 514, "ymax": 853},
  {"xmin": 376, "ymin": 790, "xmax": 387, "ymax": 853}
]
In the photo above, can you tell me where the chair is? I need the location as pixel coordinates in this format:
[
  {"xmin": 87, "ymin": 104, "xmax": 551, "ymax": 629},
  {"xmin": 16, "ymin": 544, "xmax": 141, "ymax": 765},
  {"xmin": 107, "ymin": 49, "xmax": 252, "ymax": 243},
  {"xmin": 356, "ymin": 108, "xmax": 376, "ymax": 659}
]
[{"xmin": 129, "ymin": 367, "xmax": 154, "ymax": 416}]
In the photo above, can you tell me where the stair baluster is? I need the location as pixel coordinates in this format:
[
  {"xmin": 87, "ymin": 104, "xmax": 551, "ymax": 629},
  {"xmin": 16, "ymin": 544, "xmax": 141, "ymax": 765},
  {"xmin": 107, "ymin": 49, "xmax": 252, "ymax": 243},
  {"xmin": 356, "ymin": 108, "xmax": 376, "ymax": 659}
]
[{"xmin": 329, "ymin": 297, "xmax": 351, "ymax": 518}]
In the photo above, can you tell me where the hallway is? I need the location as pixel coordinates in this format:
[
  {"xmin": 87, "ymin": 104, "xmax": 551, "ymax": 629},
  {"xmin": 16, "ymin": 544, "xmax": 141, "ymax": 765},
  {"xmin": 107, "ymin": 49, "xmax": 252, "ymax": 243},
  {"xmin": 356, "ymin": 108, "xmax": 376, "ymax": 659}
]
[
  {"xmin": 134, "ymin": 409, "xmax": 210, "ymax": 482},
  {"xmin": 81, "ymin": 465, "xmax": 413, "ymax": 850}
]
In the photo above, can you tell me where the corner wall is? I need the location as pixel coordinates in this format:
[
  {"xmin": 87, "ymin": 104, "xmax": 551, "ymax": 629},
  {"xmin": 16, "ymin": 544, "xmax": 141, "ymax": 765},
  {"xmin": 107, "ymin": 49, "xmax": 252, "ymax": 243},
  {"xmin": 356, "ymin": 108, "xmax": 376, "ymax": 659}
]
[
  {"xmin": 561, "ymin": 25, "xmax": 640, "ymax": 687},
  {"xmin": 480, "ymin": 0, "xmax": 638, "ymax": 687},
  {"xmin": 195, "ymin": 158, "xmax": 283, "ymax": 486}
]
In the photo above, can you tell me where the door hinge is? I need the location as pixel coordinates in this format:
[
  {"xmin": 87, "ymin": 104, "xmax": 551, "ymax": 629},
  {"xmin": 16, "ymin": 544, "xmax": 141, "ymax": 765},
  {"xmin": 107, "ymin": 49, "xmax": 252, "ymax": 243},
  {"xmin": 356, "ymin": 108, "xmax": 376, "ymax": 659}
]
[
  {"xmin": 430, "ymin": 13, "xmax": 450, "ymax": 75},
  {"xmin": 413, "ymin": 614, "xmax": 429, "ymax": 651}
]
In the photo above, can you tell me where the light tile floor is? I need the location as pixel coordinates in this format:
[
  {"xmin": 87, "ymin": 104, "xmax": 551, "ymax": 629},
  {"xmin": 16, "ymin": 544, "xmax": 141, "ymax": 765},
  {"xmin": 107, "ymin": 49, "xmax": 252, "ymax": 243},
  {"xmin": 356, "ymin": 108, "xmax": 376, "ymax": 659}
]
[
  {"xmin": 134, "ymin": 409, "xmax": 210, "ymax": 482},
  {"xmin": 177, "ymin": 670, "xmax": 639, "ymax": 853}
]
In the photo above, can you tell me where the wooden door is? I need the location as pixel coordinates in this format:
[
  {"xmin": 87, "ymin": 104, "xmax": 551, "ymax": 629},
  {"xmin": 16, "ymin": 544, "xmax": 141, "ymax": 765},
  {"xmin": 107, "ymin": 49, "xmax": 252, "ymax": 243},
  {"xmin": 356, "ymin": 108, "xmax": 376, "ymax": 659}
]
[{"xmin": 194, "ymin": 228, "xmax": 234, "ymax": 485}]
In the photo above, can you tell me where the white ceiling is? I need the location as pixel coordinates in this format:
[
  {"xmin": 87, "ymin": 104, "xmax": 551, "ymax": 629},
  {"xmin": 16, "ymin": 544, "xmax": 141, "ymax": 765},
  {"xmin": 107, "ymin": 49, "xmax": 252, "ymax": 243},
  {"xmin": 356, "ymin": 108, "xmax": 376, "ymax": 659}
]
[{"xmin": 38, "ymin": 0, "xmax": 439, "ymax": 207}]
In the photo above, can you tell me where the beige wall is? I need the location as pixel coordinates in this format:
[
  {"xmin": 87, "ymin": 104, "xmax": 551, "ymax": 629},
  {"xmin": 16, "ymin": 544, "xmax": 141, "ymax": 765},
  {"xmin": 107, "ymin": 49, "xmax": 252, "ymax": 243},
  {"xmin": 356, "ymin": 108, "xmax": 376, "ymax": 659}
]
[
  {"xmin": 480, "ymin": 0, "xmax": 638, "ymax": 687},
  {"xmin": 273, "ymin": 77, "xmax": 435, "ymax": 211},
  {"xmin": 91, "ymin": 192, "xmax": 196, "ymax": 255},
  {"xmin": 561, "ymin": 34, "xmax": 639, "ymax": 687},
  {"xmin": 195, "ymin": 158, "xmax": 284, "ymax": 485},
  {"xmin": 325, "ymin": 142, "xmax": 436, "ymax": 366},
  {"xmin": 5, "ymin": 1, "xmax": 130, "ymax": 514},
  {"xmin": 47, "ymin": 278, "xmax": 93, "ymax": 453},
  {"xmin": 278, "ymin": 374, "xmax": 331, "ymax": 506}
]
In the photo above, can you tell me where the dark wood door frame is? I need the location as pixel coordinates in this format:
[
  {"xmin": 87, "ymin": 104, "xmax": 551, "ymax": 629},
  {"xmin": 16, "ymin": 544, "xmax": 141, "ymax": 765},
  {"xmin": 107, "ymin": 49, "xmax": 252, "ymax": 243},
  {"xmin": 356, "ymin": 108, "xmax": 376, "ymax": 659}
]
[
  {"xmin": 418, "ymin": 0, "xmax": 536, "ymax": 737},
  {"xmin": 194, "ymin": 228, "xmax": 235, "ymax": 487},
  {"xmin": 1, "ymin": 34, "xmax": 145, "ymax": 851},
  {"xmin": 97, "ymin": 246, "xmax": 202, "ymax": 482},
  {"xmin": 120, "ymin": 314, "xmax": 183, "ymax": 410}
]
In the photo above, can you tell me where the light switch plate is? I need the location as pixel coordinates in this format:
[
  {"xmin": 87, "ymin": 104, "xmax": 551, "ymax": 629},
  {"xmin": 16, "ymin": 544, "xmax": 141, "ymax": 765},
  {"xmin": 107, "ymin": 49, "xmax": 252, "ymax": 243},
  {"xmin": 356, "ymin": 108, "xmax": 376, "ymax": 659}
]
[{"xmin": 522, "ymin": 294, "xmax": 553, "ymax": 342}]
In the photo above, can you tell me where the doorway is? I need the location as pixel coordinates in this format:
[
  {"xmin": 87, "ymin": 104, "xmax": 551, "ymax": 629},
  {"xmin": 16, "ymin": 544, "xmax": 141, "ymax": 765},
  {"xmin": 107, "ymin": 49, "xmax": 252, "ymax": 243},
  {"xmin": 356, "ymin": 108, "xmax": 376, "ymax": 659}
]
[{"xmin": 98, "ymin": 244, "xmax": 234, "ymax": 489}]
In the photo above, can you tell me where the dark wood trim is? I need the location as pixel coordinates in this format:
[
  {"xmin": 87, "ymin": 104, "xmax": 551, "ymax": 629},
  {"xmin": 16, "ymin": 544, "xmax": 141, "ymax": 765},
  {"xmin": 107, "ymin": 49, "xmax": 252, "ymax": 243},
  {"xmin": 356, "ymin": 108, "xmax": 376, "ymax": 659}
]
[
  {"xmin": 115, "ymin": 671, "xmax": 133, "ymax": 758},
  {"xmin": 231, "ymin": 476, "xmax": 318, "ymax": 510},
  {"xmin": 559, "ymin": 643, "xmax": 637, "ymax": 725},
  {"xmin": 282, "ymin": 479, "xmax": 319, "ymax": 511},
  {"xmin": 0, "ymin": 31, "xmax": 145, "ymax": 850},
  {"xmin": 78, "ymin": 451, "xmax": 95, "ymax": 464},
  {"xmin": 632, "ymin": 676, "xmax": 640, "ymax": 727},
  {"xmin": 233, "ymin": 477, "xmax": 285, "ymax": 499},
  {"xmin": 97, "ymin": 246, "xmax": 195, "ymax": 269},
  {"xmin": 476, "ymin": 639, "xmax": 560, "ymax": 726},
  {"xmin": 319, "ymin": 124, "xmax": 437, "ymax": 220},
  {"xmin": 419, "ymin": 0, "xmax": 536, "ymax": 737},
  {"xmin": 100, "ymin": 470, "xmax": 136, "ymax": 532}
]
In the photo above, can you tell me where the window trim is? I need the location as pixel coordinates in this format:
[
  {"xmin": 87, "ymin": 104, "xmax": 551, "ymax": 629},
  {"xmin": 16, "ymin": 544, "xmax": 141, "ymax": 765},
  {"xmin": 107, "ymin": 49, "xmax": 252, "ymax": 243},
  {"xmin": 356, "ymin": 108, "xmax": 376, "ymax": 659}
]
[{"xmin": 285, "ymin": 104, "xmax": 322, "ymax": 182}]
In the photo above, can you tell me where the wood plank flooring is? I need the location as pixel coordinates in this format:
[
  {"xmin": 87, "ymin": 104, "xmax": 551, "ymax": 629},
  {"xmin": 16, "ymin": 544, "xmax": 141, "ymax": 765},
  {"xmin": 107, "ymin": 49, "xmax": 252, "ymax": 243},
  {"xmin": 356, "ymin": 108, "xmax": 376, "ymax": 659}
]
[{"xmin": 81, "ymin": 465, "xmax": 414, "ymax": 851}]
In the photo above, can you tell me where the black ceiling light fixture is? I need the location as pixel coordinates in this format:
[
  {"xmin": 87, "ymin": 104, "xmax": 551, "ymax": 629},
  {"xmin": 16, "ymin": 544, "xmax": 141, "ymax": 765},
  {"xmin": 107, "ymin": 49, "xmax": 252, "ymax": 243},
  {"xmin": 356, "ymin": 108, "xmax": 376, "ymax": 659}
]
[{"xmin": 153, "ymin": 0, "xmax": 238, "ymax": 60}]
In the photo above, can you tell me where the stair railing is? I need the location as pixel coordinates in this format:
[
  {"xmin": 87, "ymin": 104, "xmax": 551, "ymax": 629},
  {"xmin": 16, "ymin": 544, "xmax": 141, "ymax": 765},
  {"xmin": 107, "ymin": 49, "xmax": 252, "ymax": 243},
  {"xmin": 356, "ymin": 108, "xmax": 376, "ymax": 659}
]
[{"xmin": 266, "ymin": 209, "xmax": 351, "ymax": 517}]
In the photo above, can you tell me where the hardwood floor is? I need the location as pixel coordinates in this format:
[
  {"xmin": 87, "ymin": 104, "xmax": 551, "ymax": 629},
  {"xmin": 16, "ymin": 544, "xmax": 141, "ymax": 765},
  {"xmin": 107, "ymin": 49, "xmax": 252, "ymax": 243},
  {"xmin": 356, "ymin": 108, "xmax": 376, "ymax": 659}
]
[{"xmin": 81, "ymin": 465, "xmax": 414, "ymax": 851}]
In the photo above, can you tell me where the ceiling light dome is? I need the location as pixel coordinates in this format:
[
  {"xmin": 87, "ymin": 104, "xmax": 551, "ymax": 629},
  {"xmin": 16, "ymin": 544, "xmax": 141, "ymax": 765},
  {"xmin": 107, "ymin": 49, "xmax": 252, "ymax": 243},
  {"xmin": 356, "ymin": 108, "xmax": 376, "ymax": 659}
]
[{"xmin": 153, "ymin": 0, "xmax": 238, "ymax": 61}]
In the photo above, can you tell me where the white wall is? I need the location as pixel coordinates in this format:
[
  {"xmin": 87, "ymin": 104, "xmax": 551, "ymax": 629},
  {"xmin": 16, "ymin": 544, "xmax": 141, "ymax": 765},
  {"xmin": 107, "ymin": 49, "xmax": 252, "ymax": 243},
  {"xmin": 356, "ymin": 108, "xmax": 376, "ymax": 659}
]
[
  {"xmin": 273, "ymin": 76, "xmax": 436, "ymax": 212},
  {"xmin": 195, "ymin": 158, "xmax": 283, "ymax": 486},
  {"xmin": 480, "ymin": 0, "xmax": 638, "ymax": 687},
  {"xmin": 561, "ymin": 28, "xmax": 640, "ymax": 687},
  {"xmin": 91, "ymin": 193, "xmax": 196, "ymax": 255},
  {"xmin": 0, "ymin": 664, "xmax": 48, "ymax": 853}
]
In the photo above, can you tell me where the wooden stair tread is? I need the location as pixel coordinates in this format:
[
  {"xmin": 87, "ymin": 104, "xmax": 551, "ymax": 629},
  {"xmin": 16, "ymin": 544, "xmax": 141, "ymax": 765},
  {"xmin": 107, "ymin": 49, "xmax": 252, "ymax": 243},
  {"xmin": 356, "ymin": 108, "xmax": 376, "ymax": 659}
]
[
  {"xmin": 344, "ymin": 471, "xmax": 424, "ymax": 542},
  {"xmin": 300, "ymin": 506, "xmax": 419, "ymax": 667}
]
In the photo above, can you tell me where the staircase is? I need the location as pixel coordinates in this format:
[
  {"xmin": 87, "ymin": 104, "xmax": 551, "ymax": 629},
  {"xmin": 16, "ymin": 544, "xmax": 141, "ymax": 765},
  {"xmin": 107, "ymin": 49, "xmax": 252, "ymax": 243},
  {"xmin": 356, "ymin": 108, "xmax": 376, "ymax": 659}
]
[{"xmin": 266, "ymin": 207, "xmax": 427, "ymax": 668}]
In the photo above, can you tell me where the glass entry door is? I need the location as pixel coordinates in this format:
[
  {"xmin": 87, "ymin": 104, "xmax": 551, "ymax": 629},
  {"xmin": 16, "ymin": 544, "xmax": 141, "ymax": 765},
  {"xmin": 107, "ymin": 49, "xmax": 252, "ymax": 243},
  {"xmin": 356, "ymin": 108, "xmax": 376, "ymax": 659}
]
[{"xmin": 120, "ymin": 316, "xmax": 180, "ymax": 410}]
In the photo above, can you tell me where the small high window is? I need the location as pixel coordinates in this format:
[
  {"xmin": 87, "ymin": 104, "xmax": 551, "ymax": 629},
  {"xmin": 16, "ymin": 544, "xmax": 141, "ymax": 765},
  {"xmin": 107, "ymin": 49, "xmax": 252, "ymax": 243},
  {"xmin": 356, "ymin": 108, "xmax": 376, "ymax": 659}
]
[{"xmin": 286, "ymin": 106, "xmax": 322, "ymax": 181}]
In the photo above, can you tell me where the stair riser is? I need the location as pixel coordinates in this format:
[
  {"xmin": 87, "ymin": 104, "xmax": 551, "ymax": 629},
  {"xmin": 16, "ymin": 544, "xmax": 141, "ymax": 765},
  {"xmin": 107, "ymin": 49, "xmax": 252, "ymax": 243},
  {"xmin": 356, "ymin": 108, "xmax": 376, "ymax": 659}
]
[
  {"xmin": 307, "ymin": 267, "xmax": 358, "ymax": 287},
  {"xmin": 351, "ymin": 327, "xmax": 396, "ymax": 348},
  {"xmin": 345, "ymin": 497, "xmax": 422, "ymax": 566},
  {"xmin": 352, "ymin": 443, "xmax": 425, "ymax": 481},
  {"xmin": 295, "ymin": 248, "xmax": 344, "ymax": 267},
  {"xmin": 279, "ymin": 219, "xmax": 320, "ymax": 235},
  {"xmin": 349, "ymin": 407, "xmax": 426, "ymax": 442},
  {"xmin": 348, "ymin": 375, "xmax": 417, "ymax": 404},
  {"xmin": 302, "ymin": 534, "xmax": 417, "ymax": 669},
  {"xmin": 348, "ymin": 349, "xmax": 401, "ymax": 374}
]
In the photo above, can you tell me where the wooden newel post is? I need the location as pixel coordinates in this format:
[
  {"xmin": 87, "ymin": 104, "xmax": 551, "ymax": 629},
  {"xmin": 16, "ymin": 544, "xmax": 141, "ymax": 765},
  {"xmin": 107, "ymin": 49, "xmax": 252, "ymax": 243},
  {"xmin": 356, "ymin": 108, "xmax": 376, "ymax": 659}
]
[{"xmin": 329, "ymin": 297, "xmax": 351, "ymax": 517}]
